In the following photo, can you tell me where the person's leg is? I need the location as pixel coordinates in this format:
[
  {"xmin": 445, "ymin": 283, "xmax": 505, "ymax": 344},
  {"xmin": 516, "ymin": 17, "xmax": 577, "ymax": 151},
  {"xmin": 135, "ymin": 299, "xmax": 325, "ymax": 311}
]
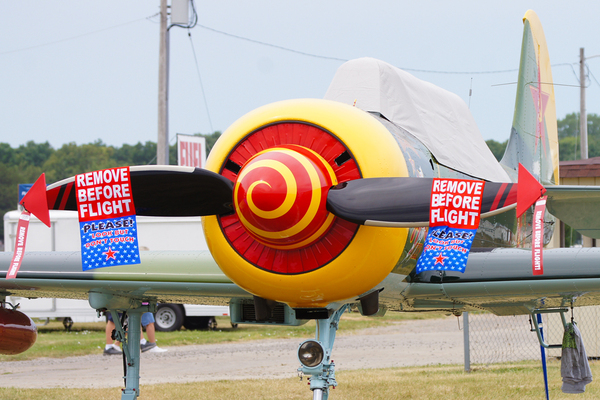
[
  {"xmin": 105, "ymin": 320, "xmax": 115, "ymax": 344},
  {"xmin": 104, "ymin": 315, "xmax": 122, "ymax": 355},
  {"xmin": 140, "ymin": 312, "xmax": 157, "ymax": 352},
  {"xmin": 145, "ymin": 322, "xmax": 156, "ymax": 343}
]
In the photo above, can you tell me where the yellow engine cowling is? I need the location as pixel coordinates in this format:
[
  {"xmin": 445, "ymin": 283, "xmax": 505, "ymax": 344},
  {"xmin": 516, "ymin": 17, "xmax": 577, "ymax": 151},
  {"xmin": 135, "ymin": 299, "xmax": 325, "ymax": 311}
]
[{"xmin": 204, "ymin": 99, "xmax": 408, "ymax": 308}]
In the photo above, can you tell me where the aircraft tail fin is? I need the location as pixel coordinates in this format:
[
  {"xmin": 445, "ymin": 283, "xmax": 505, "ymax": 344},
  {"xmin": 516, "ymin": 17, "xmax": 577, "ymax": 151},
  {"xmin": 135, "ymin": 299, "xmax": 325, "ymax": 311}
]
[{"xmin": 500, "ymin": 10, "xmax": 559, "ymax": 186}]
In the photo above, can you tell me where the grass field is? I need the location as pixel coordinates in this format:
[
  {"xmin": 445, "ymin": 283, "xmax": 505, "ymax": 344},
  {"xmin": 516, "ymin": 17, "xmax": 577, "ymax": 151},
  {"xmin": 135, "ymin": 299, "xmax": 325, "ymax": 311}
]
[
  {"xmin": 0, "ymin": 361, "xmax": 597, "ymax": 400},
  {"xmin": 2, "ymin": 312, "xmax": 596, "ymax": 399}
]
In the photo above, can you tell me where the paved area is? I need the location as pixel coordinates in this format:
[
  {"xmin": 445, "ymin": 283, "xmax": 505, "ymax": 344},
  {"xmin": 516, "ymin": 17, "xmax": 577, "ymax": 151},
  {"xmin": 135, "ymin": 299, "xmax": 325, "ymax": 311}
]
[{"xmin": 0, "ymin": 317, "xmax": 468, "ymax": 389}]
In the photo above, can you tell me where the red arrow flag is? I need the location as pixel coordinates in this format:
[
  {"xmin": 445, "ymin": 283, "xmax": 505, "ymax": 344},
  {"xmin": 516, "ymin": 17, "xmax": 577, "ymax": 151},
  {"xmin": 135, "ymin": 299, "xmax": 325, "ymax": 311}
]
[
  {"xmin": 19, "ymin": 173, "xmax": 50, "ymax": 227},
  {"xmin": 516, "ymin": 163, "xmax": 546, "ymax": 218}
]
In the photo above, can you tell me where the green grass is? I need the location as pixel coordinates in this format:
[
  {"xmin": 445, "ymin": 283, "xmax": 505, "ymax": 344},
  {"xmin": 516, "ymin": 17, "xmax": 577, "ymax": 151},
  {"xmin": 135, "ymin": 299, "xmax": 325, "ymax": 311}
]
[
  {"xmin": 0, "ymin": 311, "xmax": 446, "ymax": 361},
  {"xmin": 0, "ymin": 361, "xmax": 597, "ymax": 400},
  {"xmin": 1, "ymin": 312, "xmax": 593, "ymax": 399}
]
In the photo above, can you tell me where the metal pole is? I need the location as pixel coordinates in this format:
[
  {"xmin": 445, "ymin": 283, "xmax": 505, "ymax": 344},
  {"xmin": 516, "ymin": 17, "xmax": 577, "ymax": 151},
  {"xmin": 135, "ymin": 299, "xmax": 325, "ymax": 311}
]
[
  {"xmin": 157, "ymin": 0, "xmax": 169, "ymax": 165},
  {"xmin": 580, "ymin": 47, "xmax": 588, "ymax": 160},
  {"xmin": 463, "ymin": 312, "xmax": 470, "ymax": 372},
  {"xmin": 536, "ymin": 313, "xmax": 550, "ymax": 400}
]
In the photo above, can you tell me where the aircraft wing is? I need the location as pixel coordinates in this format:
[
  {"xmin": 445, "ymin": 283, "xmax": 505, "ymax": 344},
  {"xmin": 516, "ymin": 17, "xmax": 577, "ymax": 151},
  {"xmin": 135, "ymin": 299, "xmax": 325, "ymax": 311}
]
[
  {"xmin": 545, "ymin": 185, "xmax": 600, "ymax": 239},
  {"xmin": 397, "ymin": 247, "xmax": 600, "ymax": 316},
  {"xmin": 0, "ymin": 251, "xmax": 249, "ymax": 304}
]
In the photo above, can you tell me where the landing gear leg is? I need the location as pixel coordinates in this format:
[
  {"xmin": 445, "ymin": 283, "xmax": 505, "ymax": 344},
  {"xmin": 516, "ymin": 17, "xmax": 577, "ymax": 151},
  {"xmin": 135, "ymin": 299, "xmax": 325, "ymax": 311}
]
[
  {"xmin": 298, "ymin": 304, "xmax": 349, "ymax": 400},
  {"xmin": 111, "ymin": 310, "xmax": 143, "ymax": 400},
  {"xmin": 89, "ymin": 292, "xmax": 156, "ymax": 400}
]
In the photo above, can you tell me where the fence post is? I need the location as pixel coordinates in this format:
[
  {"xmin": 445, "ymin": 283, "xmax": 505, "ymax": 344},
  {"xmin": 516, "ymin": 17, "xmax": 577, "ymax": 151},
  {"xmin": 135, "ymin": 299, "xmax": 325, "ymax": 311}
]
[{"xmin": 463, "ymin": 311, "xmax": 470, "ymax": 372}]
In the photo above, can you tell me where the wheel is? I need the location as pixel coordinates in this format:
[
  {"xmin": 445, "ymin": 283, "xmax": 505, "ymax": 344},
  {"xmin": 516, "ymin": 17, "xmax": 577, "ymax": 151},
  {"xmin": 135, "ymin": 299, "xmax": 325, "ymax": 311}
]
[
  {"xmin": 62, "ymin": 317, "xmax": 73, "ymax": 331},
  {"xmin": 207, "ymin": 316, "xmax": 217, "ymax": 330},
  {"xmin": 183, "ymin": 316, "xmax": 216, "ymax": 330},
  {"xmin": 154, "ymin": 304, "xmax": 185, "ymax": 332}
]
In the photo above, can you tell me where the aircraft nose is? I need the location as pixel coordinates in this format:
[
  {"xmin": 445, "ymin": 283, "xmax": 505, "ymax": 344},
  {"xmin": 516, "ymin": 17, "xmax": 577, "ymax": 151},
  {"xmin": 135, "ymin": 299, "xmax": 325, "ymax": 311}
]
[{"xmin": 233, "ymin": 144, "xmax": 337, "ymax": 249}]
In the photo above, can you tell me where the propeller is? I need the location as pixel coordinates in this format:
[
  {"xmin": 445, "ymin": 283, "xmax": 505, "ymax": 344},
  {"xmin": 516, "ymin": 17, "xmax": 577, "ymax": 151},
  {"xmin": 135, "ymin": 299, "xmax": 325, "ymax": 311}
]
[
  {"xmin": 326, "ymin": 177, "xmax": 518, "ymax": 227},
  {"xmin": 326, "ymin": 164, "xmax": 548, "ymax": 227},
  {"xmin": 45, "ymin": 166, "xmax": 234, "ymax": 217},
  {"xmin": 36, "ymin": 160, "xmax": 542, "ymax": 233}
]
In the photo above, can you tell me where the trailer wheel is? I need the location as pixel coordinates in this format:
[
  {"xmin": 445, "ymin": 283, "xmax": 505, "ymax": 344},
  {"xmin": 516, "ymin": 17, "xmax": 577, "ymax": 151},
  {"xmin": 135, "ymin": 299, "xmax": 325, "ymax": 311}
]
[
  {"xmin": 62, "ymin": 317, "xmax": 73, "ymax": 331},
  {"xmin": 183, "ymin": 316, "xmax": 217, "ymax": 330},
  {"xmin": 154, "ymin": 304, "xmax": 184, "ymax": 332}
]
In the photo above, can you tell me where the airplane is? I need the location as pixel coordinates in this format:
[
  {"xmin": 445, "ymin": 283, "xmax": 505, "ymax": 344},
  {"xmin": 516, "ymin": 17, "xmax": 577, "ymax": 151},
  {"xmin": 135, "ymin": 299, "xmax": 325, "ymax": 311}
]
[{"xmin": 1, "ymin": 9, "xmax": 599, "ymax": 400}]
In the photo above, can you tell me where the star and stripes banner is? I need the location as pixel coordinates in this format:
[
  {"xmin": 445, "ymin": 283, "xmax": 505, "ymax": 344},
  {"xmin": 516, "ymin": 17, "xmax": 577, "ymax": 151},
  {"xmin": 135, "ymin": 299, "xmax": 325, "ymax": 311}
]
[
  {"xmin": 75, "ymin": 167, "xmax": 141, "ymax": 271},
  {"xmin": 416, "ymin": 179, "xmax": 484, "ymax": 274}
]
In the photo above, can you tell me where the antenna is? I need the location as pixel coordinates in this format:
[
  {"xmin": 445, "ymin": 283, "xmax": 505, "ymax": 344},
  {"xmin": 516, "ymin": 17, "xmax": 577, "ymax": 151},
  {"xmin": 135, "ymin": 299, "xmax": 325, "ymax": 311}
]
[
  {"xmin": 468, "ymin": 78, "xmax": 473, "ymax": 109},
  {"xmin": 580, "ymin": 47, "xmax": 588, "ymax": 160}
]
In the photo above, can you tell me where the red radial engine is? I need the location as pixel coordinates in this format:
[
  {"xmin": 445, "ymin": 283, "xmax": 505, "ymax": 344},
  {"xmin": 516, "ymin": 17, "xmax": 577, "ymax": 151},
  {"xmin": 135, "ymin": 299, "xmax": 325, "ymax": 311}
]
[
  {"xmin": 219, "ymin": 122, "xmax": 362, "ymax": 275},
  {"xmin": 0, "ymin": 306, "xmax": 37, "ymax": 355}
]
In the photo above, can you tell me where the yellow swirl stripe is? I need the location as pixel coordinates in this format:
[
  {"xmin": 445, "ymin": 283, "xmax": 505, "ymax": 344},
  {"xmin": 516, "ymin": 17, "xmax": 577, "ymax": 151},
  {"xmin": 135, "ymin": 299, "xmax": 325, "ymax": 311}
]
[
  {"xmin": 238, "ymin": 148, "xmax": 322, "ymax": 240},
  {"xmin": 270, "ymin": 213, "xmax": 336, "ymax": 250},
  {"xmin": 238, "ymin": 159, "xmax": 297, "ymax": 219}
]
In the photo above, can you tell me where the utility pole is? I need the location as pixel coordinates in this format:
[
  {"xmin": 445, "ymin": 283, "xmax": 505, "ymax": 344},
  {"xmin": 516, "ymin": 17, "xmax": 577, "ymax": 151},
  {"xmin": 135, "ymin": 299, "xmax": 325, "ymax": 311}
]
[
  {"xmin": 580, "ymin": 47, "xmax": 588, "ymax": 160},
  {"xmin": 157, "ymin": 0, "xmax": 169, "ymax": 165}
]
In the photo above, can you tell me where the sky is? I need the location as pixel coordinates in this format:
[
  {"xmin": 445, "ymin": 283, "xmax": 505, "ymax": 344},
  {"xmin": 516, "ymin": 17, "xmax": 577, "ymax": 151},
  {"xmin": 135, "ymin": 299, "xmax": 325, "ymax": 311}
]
[{"xmin": 1, "ymin": 1, "xmax": 599, "ymax": 151}]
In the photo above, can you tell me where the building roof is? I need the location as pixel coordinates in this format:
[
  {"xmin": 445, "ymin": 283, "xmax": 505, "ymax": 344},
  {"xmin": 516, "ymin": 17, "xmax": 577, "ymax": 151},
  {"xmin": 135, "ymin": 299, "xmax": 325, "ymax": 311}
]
[{"xmin": 560, "ymin": 157, "xmax": 600, "ymax": 178}]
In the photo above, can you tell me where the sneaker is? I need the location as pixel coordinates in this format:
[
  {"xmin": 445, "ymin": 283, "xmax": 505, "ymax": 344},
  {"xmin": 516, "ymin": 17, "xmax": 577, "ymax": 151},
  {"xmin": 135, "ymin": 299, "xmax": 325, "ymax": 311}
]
[
  {"xmin": 140, "ymin": 342, "xmax": 157, "ymax": 352},
  {"xmin": 146, "ymin": 345, "xmax": 168, "ymax": 353},
  {"xmin": 103, "ymin": 346, "xmax": 122, "ymax": 356}
]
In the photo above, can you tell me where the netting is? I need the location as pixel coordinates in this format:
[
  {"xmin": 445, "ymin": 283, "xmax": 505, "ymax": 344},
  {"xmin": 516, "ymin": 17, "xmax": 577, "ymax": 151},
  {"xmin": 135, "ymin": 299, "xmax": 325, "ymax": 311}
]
[
  {"xmin": 467, "ymin": 307, "xmax": 600, "ymax": 365},
  {"xmin": 468, "ymin": 312, "xmax": 541, "ymax": 364}
]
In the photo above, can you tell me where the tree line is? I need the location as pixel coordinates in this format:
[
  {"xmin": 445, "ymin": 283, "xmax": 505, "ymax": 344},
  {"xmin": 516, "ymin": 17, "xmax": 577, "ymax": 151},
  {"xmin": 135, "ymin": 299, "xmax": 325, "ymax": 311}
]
[
  {"xmin": 486, "ymin": 113, "xmax": 600, "ymax": 162},
  {"xmin": 0, "ymin": 132, "xmax": 221, "ymax": 239}
]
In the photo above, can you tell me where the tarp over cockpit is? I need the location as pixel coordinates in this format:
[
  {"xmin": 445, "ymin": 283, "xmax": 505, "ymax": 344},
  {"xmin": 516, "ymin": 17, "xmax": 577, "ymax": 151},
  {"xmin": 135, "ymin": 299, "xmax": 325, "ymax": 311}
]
[{"xmin": 324, "ymin": 57, "xmax": 510, "ymax": 183}]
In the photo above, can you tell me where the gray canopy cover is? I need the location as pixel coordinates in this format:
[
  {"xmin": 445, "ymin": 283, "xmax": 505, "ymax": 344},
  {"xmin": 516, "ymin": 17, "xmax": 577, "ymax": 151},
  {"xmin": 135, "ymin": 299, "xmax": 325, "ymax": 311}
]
[{"xmin": 324, "ymin": 58, "xmax": 510, "ymax": 183}]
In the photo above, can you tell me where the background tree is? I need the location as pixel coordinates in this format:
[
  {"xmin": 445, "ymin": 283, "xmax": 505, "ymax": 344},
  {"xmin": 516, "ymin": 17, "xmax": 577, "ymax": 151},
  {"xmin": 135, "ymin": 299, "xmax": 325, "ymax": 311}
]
[
  {"xmin": 42, "ymin": 141, "xmax": 118, "ymax": 183},
  {"xmin": 485, "ymin": 139, "xmax": 508, "ymax": 161},
  {"xmin": 485, "ymin": 113, "xmax": 600, "ymax": 162},
  {"xmin": 558, "ymin": 113, "xmax": 600, "ymax": 161},
  {"xmin": 0, "ymin": 132, "xmax": 222, "ymax": 242},
  {"xmin": 114, "ymin": 141, "xmax": 157, "ymax": 166}
]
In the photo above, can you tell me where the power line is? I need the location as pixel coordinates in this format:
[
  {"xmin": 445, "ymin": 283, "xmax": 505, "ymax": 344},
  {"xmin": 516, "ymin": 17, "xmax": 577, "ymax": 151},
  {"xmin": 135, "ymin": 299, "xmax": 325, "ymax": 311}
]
[
  {"xmin": 196, "ymin": 23, "xmax": 348, "ymax": 62},
  {"xmin": 198, "ymin": 21, "xmax": 518, "ymax": 73},
  {"xmin": 187, "ymin": 31, "xmax": 213, "ymax": 133},
  {"xmin": 0, "ymin": 14, "xmax": 158, "ymax": 56},
  {"xmin": 196, "ymin": 23, "xmax": 594, "ymax": 76}
]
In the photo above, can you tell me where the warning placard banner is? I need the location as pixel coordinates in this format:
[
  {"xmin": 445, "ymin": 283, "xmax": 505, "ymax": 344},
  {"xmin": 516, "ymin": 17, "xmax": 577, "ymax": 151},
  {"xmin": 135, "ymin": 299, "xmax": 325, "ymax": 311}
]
[
  {"xmin": 532, "ymin": 196, "xmax": 547, "ymax": 276},
  {"xmin": 6, "ymin": 212, "xmax": 31, "ymax": 279},
  {"xmin": 75, "ymin": 167, "xmax": 140, "ymax": 270},
  {"xmin": 417, "ymin": 178, "xmax": 484, "ymax": 274}
]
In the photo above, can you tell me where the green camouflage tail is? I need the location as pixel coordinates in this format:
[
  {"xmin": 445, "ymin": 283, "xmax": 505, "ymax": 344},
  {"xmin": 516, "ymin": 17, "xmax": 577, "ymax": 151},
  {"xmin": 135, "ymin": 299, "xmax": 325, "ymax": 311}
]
[{"xmin": 500, "ymin": 10, "xmax": 559, "ymax": 186}]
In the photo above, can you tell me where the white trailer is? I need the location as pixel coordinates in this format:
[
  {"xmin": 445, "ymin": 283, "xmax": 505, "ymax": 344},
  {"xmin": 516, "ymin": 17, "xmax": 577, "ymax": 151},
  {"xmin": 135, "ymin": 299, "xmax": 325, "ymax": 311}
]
[{"xmin": 4, "ymin": 210, "xmax": 230, "ymax": 331}]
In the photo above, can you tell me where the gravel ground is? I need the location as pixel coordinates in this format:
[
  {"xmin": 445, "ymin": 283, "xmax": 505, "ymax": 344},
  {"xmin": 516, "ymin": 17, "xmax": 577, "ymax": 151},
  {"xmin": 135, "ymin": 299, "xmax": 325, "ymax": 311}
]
[{"xmin": 0, "ymin": 317, "xmax": 473, "ymax": 389}]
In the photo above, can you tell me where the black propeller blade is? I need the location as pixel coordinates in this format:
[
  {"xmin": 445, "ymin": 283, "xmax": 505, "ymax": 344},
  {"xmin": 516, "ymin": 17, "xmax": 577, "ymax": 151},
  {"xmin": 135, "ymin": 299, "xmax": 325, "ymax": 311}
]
[
  {"xmin": 47, "ymin": 166, "xmax": 234, "ymax": 217},
  {"xmin": 327, "ymin": 178, "xmax": 432, "ymax": 226},
  {"xmin": 326, "ymin": 177, "xmax": 517, "ymax": 227}
]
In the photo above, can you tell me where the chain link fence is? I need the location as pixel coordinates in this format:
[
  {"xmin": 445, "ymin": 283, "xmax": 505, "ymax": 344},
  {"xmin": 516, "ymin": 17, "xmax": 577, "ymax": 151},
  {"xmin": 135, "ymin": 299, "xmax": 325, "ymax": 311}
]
[{"xmin": 467, "ymin": 307, "xmax": 600, "ymax": 365}]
